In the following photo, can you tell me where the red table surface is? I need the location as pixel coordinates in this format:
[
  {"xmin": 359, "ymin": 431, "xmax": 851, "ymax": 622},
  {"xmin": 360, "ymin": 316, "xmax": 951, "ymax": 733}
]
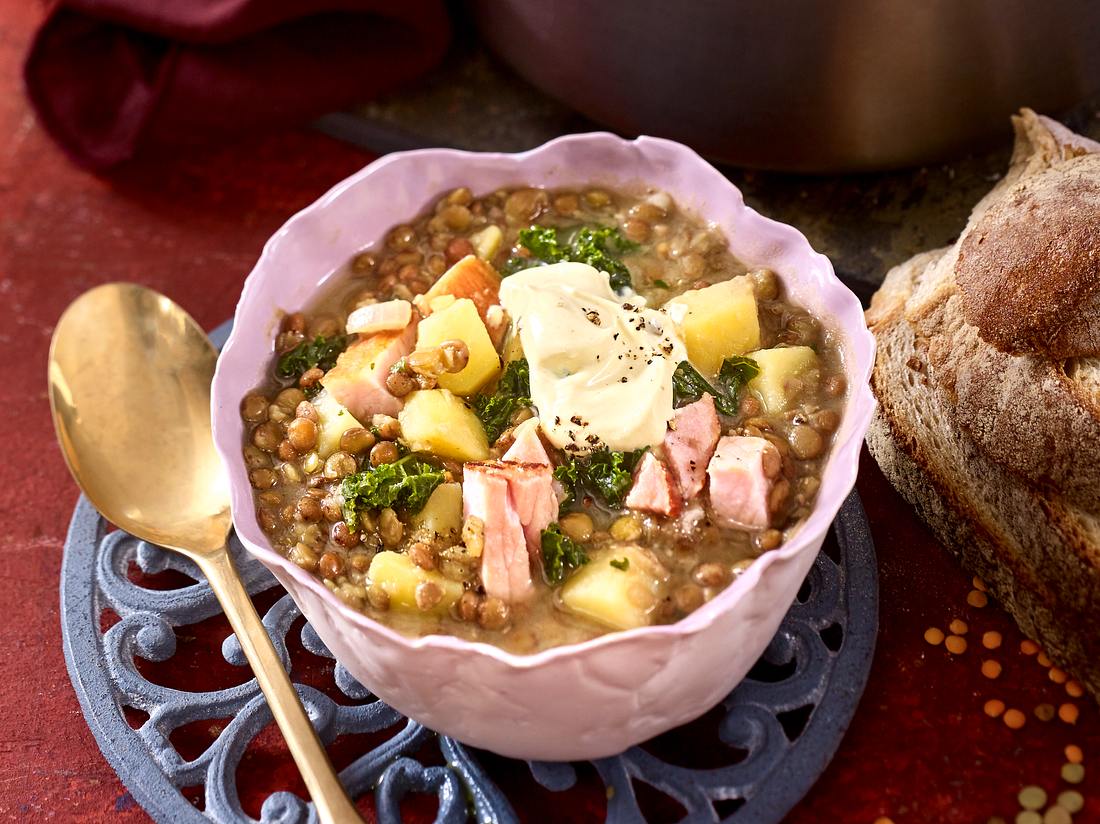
[{"xmin": 2, "ymin": 6, "xmax": 1097, "ymax": 822}]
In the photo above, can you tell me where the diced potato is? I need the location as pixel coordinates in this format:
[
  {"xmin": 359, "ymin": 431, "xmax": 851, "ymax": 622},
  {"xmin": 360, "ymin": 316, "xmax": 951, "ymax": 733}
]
[
  {"xmin": 415, "ymin": 298, "xmax": 501, "ymax": 395},
  {"xmin": 748, "ymin": 345, "xmax": 820, "ymax": 412},
  {"xmin": 560, "ymin": 545, "xmax": 670, "ymax": 631},
  {"xmin": 470, "ymin": 225, "xmax": 503, "ymax": 261},
  {"xmin": 412, "ymin": 482, "xmax": 463, "ymax": 538},
  {"xmin": 399, "ymin": 389, "xmax": 489, "ymax": 462},
  {"xmin": 667, "ymin": 276, "xmax": 760, "ymax": 375},
  {"xmin": 367, "ymin": 551, "xmax": 463, "ymax": 614},
  {"xmin": 310, "ymin": 389, "xmax": 364, "ymax": 458},
  {"xmin": 428, "ymin": 294, "xmax": 457, "ymax": 313},
  {"xmin": 415, "ymin": 254, "xmax": 500, "ymax": 322}
]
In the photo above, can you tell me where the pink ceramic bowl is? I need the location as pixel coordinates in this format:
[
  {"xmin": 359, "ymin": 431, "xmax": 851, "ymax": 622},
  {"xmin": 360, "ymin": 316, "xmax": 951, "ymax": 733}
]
[{"xmin": 211, "ymin": 133, "xmax": 876, "ymax": 761}]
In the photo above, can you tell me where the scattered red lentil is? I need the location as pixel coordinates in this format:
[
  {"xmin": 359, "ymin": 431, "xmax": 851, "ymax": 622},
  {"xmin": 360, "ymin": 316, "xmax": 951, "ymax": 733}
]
[
  {"xmin": 872, "ymin": 818, "xmax": 895, "ymax": 824},
  {"xmin": 1034, "ymin": 703, "xmax": 1056, "ymax": 722},
  {"xmin": 945, "ymin": 635, "xmax": 968, "ymax": 654},
  {"xmin": 967, "ymin": 589, "xmax": 989, "ymax": 608},
  {"xmin": 1058, "ymin": 703, "xmax": 1079, "ymax": 725},
  {"xmin": 928, "ymin": 586, "xmax": 1092, "ymax": 816}
]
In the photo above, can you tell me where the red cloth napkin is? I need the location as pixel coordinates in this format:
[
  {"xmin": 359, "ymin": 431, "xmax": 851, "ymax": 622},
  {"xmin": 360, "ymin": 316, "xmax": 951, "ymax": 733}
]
[{"xmin": 24, "ymin": 0, "xmax": 451, "ymax": 170}]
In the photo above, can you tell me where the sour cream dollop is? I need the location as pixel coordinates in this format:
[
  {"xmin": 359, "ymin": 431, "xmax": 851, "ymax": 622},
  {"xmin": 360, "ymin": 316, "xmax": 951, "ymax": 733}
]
[{"xmin": 499, "ymin": 262, "xmax": 687, "ymax": 454}]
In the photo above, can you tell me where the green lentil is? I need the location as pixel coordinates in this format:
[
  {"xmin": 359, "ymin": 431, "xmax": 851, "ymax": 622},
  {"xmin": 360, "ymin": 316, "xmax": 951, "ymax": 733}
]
[
  {"xmin": 1015, "ymin": 812, "xmax": 1042, "ymax": 824},
  {"xmin": 1056, "ymin": 791, "xmax": 1084, "ymax": 813},
  {"xmin": 1061, "ymin": 762, "xmax": 1085, "ymax": 784},
  {"xmin": 1018, "ymin": 786, "xmax": 1048, "ymax": 810}
]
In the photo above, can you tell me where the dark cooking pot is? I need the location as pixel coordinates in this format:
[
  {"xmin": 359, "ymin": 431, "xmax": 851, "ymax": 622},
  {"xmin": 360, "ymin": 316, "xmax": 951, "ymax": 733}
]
[{"xmin": 470, "ymin": 0, "xmax": 1100, "ymax": 171}]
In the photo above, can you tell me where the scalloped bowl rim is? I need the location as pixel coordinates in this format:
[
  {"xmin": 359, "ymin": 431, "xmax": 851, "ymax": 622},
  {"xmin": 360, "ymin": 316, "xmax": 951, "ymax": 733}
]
[{"xmin": 212, "ymin": 132, "xmax": 876, "ymax": 671}]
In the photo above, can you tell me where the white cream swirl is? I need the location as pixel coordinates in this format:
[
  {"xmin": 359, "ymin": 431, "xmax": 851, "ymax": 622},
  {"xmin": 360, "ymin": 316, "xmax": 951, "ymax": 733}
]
[{"xmin": 499, "ymin": 262, "xmax": 687, "ymax": 454}]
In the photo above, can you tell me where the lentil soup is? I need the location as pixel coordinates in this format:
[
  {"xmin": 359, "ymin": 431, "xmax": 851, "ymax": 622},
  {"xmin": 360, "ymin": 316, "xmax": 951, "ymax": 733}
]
[{"xmin": 240, "ymin": 184, "xmax": 846, "ymax": 653}]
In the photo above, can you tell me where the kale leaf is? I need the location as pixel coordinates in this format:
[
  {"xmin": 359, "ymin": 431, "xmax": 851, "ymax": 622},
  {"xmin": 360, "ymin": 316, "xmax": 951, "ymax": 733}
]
[
  {"xmin": 339, "ymin": 455, "xmax": 444, "ymax": 530},
  {"xmin": 276, "ymin": 335, "xmax": 349, "ymax": 385},
  {"xmin": 609, "ymin": 557, "xmax": 630, "ymax": 571},
  {"xmin": 584, "ymin": 448, "xmax": 645, "ymax": 508},
  {"xmin": 671, "ymin": 360, "xmax": 728, "ymax": 414},
  {"xmin": 717, "ymin": 355, "xmax": 761, "ymax": 405},
  {"xmin": 554, "ymin": 447, "xmax": 645, "ymax": 512},
  {"xmin": 540, "ymin": 523, "xmax": 589, "ymax": 585},
  {"xmin": 671, "ymin": 355, "xmax": 760, "ymax": 417},
  {"xmin": 503, "ymin": 225, "xmax": 637, "ymax": 291},
  {"xmin": 515, "ymin": 226, "xmax": 565, "ymax": 264},
  {"xmin": 473, "ymin": 358, "xmax": 533, "ymax": 442},
  {"xmin": 570, "ymin": 227, "xmax": 637, "ymax": 292},
  {"xmin": 501, "ymin": 226, "xmax": 564, "ymax": 275}
]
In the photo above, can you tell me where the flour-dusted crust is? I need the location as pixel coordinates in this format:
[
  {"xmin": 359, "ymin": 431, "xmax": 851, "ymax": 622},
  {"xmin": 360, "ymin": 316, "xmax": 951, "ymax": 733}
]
[{"xmin": 866, "ymin": 110, "xmax": 1100, "ymax": 699}]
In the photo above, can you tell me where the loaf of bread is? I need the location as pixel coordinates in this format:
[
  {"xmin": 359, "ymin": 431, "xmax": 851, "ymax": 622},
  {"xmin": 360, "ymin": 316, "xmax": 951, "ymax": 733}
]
[{"xmin": 866, "ymin": 109, "xmax": 1100, "ymax": 698}]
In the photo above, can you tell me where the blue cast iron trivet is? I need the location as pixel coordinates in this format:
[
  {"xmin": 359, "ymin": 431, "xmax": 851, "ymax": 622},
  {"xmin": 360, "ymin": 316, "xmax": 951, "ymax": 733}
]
[{"xmin": 59, "ymin": 324, "xmax": 878, "ymax": 824}]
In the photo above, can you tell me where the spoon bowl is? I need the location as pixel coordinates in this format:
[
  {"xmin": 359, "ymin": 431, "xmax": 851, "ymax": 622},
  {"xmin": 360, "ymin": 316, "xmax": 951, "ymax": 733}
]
[
  {"xmin": 49, "ymin": 283, "xmax": 361, "ymax": 824},
  {"xmin": 49, "ymin": 283, "xmax": 230, "ymax": 554}
]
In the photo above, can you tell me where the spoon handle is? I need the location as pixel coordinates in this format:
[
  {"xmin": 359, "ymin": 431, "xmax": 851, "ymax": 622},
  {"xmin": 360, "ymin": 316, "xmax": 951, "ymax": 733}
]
[{"xmin": 197, "ymin": 550, "xmax": 363, "ymax": 824}]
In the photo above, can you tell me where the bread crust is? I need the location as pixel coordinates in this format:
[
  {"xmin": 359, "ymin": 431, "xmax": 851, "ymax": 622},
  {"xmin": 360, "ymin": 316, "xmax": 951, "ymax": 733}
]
[
  {"xmin": 922, "ymin": 292, "xmax": 1100, "ymax": 512},
  {"xmin": 866, "ymin": 111, "xmax": 1100, "ymax": 699},
  {"xmin": 956, "ymin": 155, "xmax": 1100, "ymax": 358}
]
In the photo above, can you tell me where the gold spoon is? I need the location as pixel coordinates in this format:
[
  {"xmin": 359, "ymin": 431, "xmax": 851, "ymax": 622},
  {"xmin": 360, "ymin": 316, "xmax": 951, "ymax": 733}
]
[{"xmin": 48, "ymin": 283, "xmax": 362, "ymax": 824}]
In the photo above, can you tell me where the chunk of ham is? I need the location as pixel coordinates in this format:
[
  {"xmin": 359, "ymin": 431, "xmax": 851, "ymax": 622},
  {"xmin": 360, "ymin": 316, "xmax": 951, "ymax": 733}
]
[
  {"xmin": 504, "ymin": 463, "xmax": 557, "ymax": 552},
  {"xmin": 663, "ymin": 394, "xmax": 721, "ymax": 501},
  {"xmin": 463, "ymin": 463, "xmax": 531, "ymax": 603},
  {"xmin": 320, "ymin": 320, "xmax": 415, "ymax": 419},
  {"xmin": 503, "ymin": 418, "xmax": 569, "ymax": 505},
  {"xmin": 625, "ymin": 452, "xmax": 681, "ymax": 517},
  {"xmin": 706, "ymin": 435, "xmax": 782, "ymax": 529},
  {"xmin": 345, "ymin": 299, "xmax": 412, "ymax": 335},
  {"xmin": 502, "ymin": 417, "xmax": 552, "ymax": 466},
  {"xmin": 463, "ymin": 460, "xmax": 556, "ymax": 602}
]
